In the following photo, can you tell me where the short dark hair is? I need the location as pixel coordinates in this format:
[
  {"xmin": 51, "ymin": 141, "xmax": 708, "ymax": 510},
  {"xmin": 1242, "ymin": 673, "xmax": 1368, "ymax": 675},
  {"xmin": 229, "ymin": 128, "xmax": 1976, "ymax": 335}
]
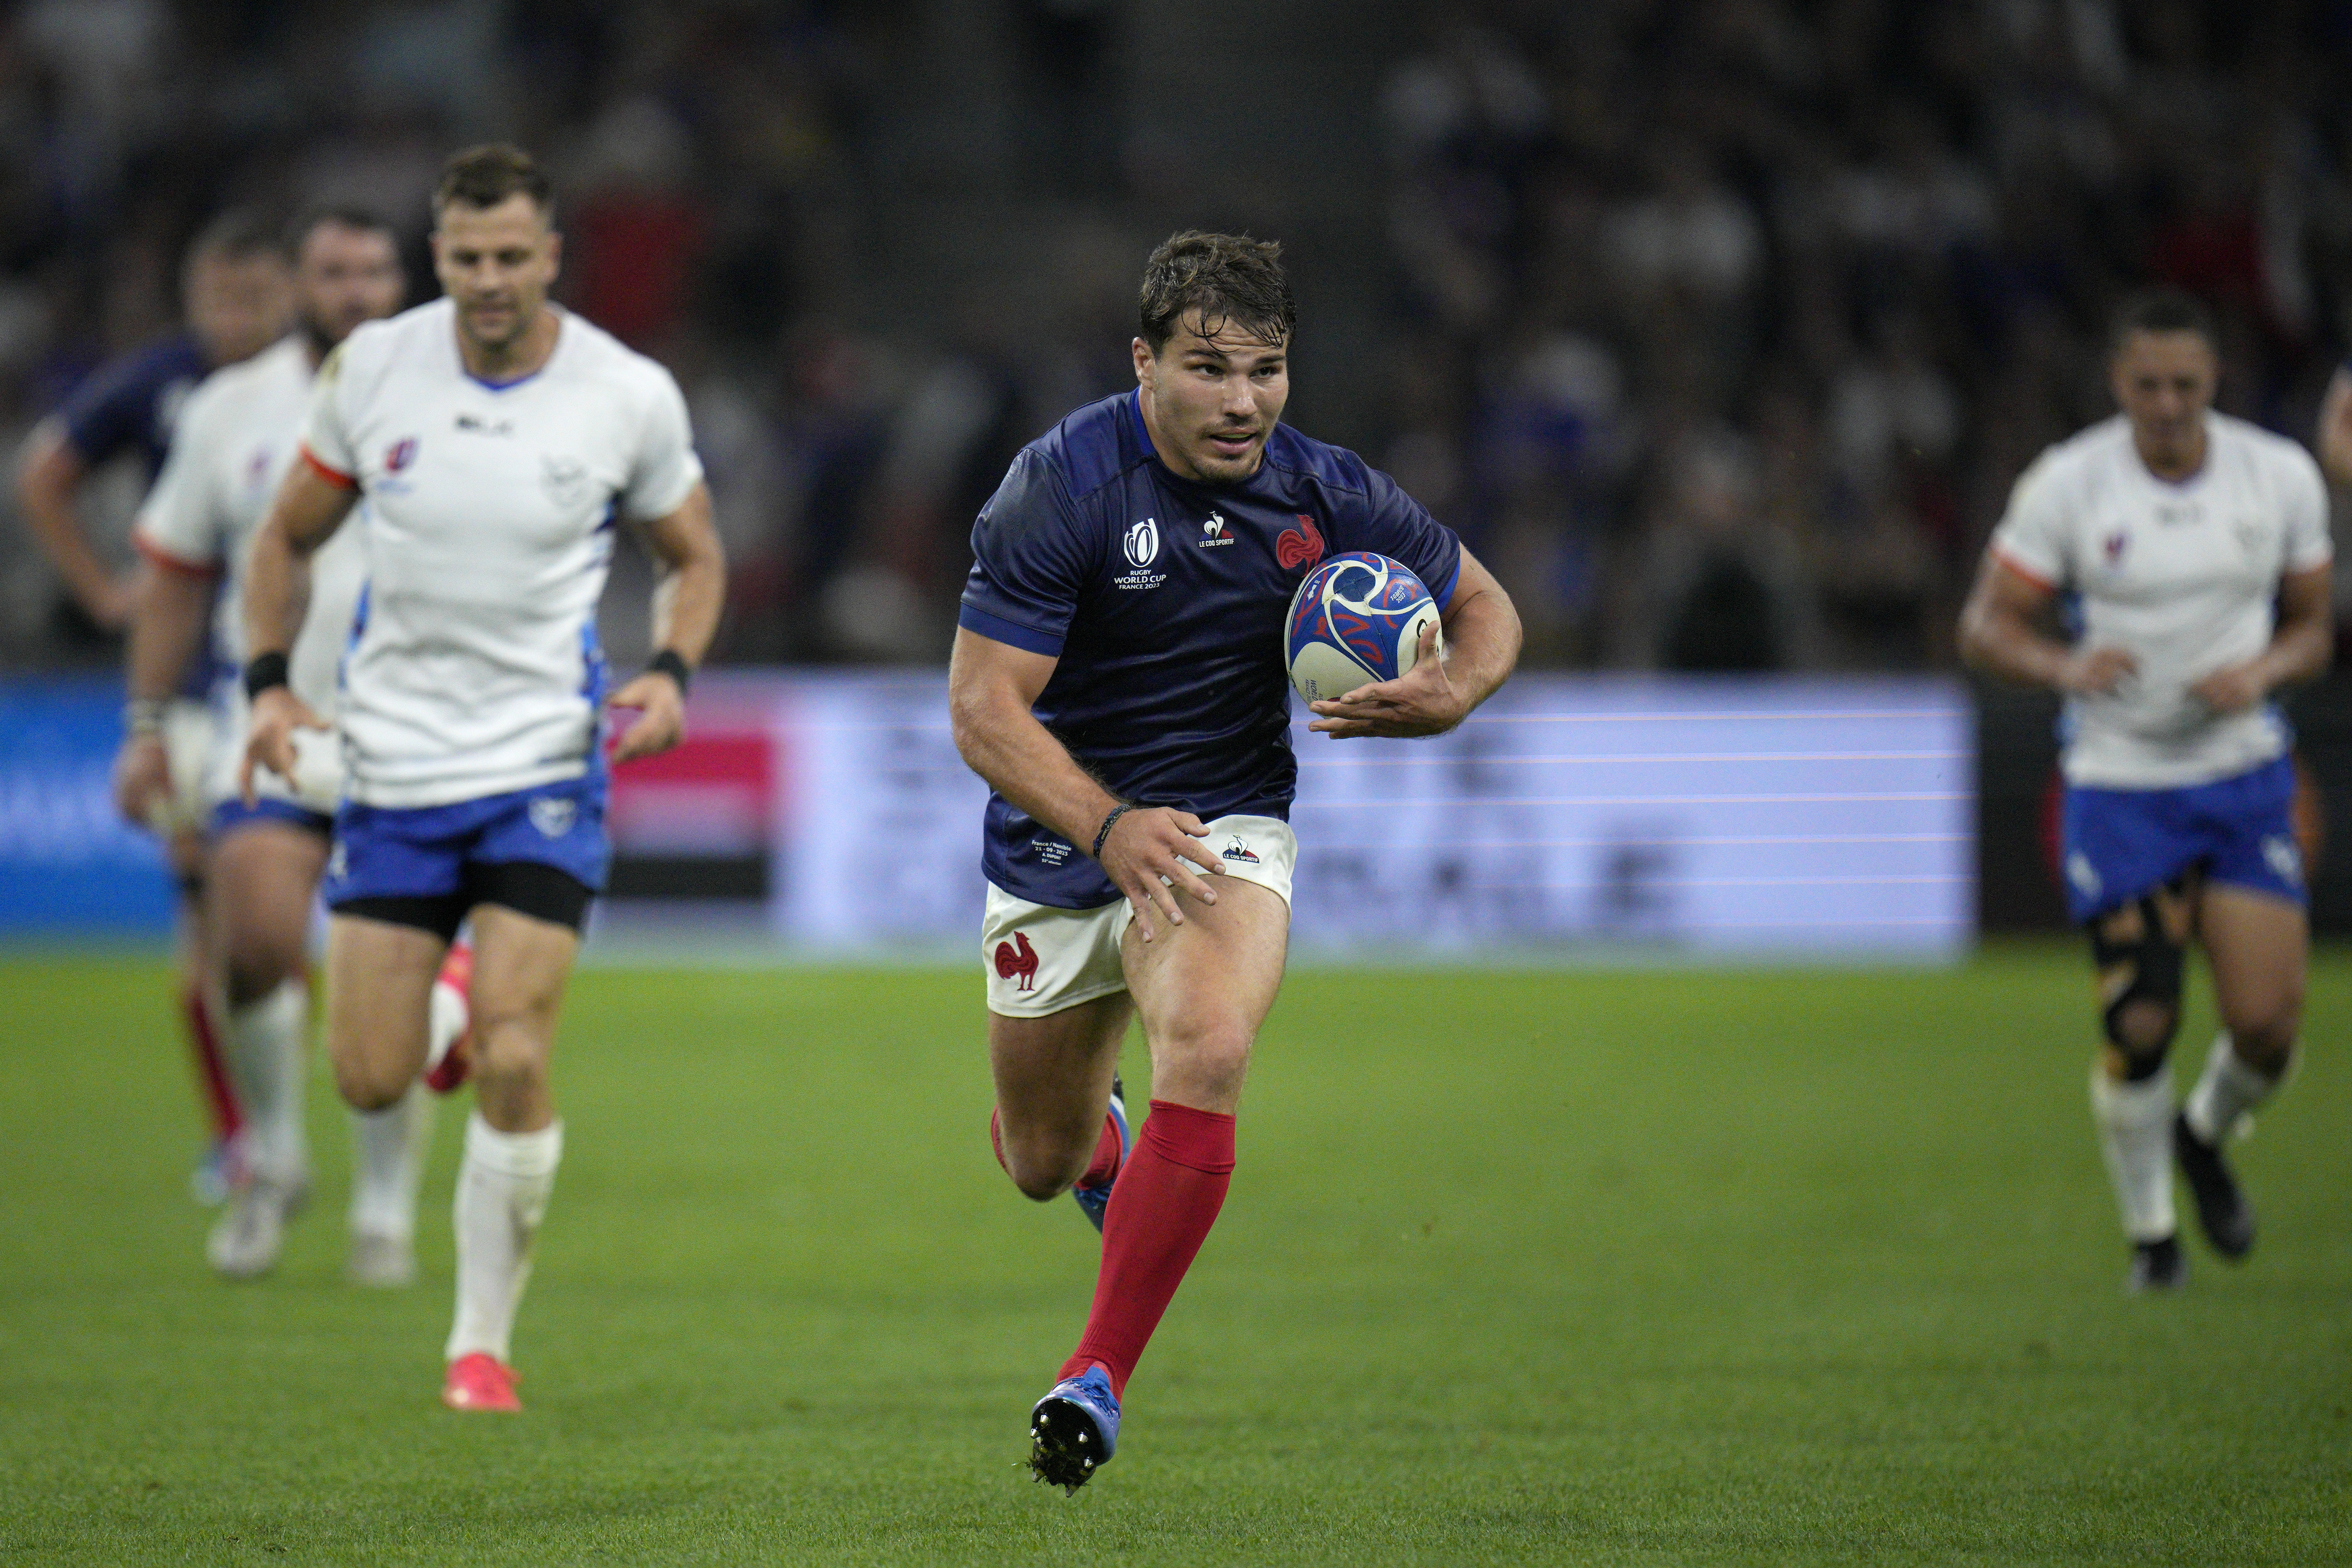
[
  {"xmin": 1138, "ymin": 231, "xmax": 1294, "ymax": 353},
  {"xmin": 433, "ymin": 143, "xmax": 554, "ymax": 220},
  {"xmin": 2109, "ymin": 286, "xmax": 2218, "ymax": 356},
  {"xmin": 287, "ymin": 204, "xmax": 397, "ymax": 258},
  {"xmin": 185, "ymin": 207, "xmax": 286, "ymax": 270}
]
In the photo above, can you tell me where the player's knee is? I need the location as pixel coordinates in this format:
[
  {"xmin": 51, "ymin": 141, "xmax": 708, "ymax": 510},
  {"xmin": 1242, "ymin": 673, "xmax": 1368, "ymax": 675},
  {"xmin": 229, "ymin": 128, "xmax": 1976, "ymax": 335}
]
[
  {"xmin": 996, "ymin": 1124, "xmax": 1085, "ymax": 1201},
  {"xmin": 2227, "ymin": 1009, "xmax": 2300, "ymax": 1071},
  {"xmin": 221, "ymin": 935, "xmax": 305, "ymax": 1009},
  {"xmin": 468, "ymin": 1014, "xmax": 549, "ymax": 1096},
  {"xmin": 332, "ymin": 1053, "xmax": 410, "ymax": 1113},
  {"xmin": 2093, "ymin": 895, "xmax": 2183, "ymax": 1069},
  {"xmin": 1151, "ymin": 1019, "xmax": 1252, "ymax": 1100}
]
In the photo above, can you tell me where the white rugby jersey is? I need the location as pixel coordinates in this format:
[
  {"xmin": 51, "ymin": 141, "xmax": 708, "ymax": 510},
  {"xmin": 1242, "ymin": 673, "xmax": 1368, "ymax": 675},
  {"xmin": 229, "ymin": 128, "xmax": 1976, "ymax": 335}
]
[
  {"xmin": 301, "ymin": 299, "xmax": 703, "ymax": 807},
  {"xmin": 1992, "ymin": 411, "xmax": 2331, "ymax": 788},
  {"xmin": 134, "ymin": 334, "xmax": 365, "ymax": 809}
]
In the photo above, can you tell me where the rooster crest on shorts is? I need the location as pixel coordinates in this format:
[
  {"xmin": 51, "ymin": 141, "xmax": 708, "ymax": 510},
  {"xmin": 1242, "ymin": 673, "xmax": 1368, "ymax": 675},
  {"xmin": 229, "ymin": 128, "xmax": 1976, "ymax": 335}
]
[
  {"xmin": 995, "ymin": 931, "xmax": 1040, "ymax": 992},
  {"xmin": 528, "ymin": 795, "xmax": 576, "ymax": 838}
]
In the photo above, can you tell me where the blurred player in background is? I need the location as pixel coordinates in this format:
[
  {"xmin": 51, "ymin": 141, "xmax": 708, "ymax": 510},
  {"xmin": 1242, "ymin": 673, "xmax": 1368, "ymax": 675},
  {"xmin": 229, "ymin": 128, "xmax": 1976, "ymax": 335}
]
[
  {"xmin": 950, "ymin": 231, "xmax": 1520, "ymax": 1490},
  {"xmin": 22, "ymin": 211, "xmax": 292, "ymax": 1202},
  {"xmin": 243, "ymin": 145, "xmax": 725, "ymax": 1411},
  {"xmin": 1961, "ymin": 289, "xmax": 2332, "ymax": 1292},
  {"xmin": 117, "ymin": 207, "xmax": 474, "ymax": 1287}
]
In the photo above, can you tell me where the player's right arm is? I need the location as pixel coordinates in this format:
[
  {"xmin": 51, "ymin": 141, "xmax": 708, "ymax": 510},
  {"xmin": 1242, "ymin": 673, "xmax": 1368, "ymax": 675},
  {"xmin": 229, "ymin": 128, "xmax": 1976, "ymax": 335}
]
[
  {"xmin": 1958, "ymin": 455, "xmax": 2133, "ymax": 696},
  {"xmin": 948, "ymin": 630, "xmax": 1224, "ymax": 941},
  {"xmin": 13, "ymin": 420, "xmax": 132, "ymax": 630},
  {"xmin": 113, "ymin": 410, "xmax": 226, "ymax": 825},
  {"xmin": 2319, "ymin": 365, "xmax": 2352, "ymax": 491},
  {"xmin": 240, "ymin": 458, "xmax": 356, "ymax": 800}
]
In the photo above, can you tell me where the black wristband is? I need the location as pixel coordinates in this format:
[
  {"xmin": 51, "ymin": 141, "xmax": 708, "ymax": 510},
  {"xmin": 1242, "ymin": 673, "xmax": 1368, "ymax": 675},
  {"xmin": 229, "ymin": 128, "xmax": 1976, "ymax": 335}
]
[
  {"xmin": 243, "ymin": 651, "xmax": 290, "ymax": 701},
  {"xmin": 1091, "ymin": 802, "xmax": 1132, "ymax": 861},
  {"xmin": 649, "ymin": 648, "xmax": 692, "ymax": 696}
]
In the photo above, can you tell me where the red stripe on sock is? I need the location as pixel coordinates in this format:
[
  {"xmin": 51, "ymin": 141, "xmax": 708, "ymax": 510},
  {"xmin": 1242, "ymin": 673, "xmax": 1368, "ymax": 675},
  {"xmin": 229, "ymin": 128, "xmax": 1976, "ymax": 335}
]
[
  {"xmin": 1060, "ymin": 1101, "xmax": 1235, "ymax": 1397},
  {"xmin": 1079, "ymin": 1108, "xmax": 1124, "ymax": 1188},
  {"xmin": 182, "ymin": 986, "xmax": 241, "ymax": 1140}
]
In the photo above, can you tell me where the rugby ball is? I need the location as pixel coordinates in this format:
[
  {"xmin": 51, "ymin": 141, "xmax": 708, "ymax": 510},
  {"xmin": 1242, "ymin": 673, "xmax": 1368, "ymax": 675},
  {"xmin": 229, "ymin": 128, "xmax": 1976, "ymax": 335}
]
[{"xmin": 1284, "ymin": 551, "xmax": 1442, "ymax": 703}]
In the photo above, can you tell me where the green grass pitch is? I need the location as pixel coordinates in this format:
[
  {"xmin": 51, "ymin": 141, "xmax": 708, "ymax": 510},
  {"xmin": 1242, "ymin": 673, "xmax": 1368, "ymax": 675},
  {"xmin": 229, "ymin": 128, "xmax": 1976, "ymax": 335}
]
[{"xmin": 0, "ymin": 946, "xmax": 2345, "ymax": 1565}]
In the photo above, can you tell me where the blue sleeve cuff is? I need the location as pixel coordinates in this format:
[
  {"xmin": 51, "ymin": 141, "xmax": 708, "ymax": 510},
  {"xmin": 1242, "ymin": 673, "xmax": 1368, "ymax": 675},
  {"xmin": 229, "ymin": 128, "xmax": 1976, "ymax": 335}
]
[
  {"xmin": 1431, "ymin": 545, "xmax": 1462, "ymax": 612},
  {"xmin": 958, "ymin": 603, "xmax": 1066, "ymax": 657}
]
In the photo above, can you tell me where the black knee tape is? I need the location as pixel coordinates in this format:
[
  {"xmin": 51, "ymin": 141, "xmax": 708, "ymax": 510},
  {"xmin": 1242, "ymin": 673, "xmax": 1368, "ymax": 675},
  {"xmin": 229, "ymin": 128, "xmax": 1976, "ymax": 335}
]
[{"xmin": 2090, "ymin": 894, "xmax": 2183, "ymax": 1072}]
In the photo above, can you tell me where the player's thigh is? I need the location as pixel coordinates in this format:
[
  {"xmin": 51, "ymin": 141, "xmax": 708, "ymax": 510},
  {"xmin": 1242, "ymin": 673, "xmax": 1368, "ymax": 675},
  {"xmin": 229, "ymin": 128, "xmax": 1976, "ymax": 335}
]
[
  {"xmin": 1121, "ymin": 876, "xmax": 1290, "ymax": 1111},
  {"xmin": 990, "ymin": 992, "xmax": 1134, "ymax": 1150},
  {"xmin": 466, "ymin": 902, "xmax": 581, "ymax": 1075},
  {"xmin": 324, "ymin": 912, "xmax": 445, "ymax": 1092},
  {"xmin": 206, "ymin": 822, "xmax": 329, "ymax": 994},
  {"xmin": 2198, "ymin": 882, "xmax": 2307, "ymax": 1042}
]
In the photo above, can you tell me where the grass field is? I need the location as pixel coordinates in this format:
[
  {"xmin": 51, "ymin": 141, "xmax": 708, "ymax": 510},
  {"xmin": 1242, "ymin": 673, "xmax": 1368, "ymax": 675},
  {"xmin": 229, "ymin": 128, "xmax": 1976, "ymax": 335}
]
[{"xmin": 1, "ymin": 945, "xmax": 2346, "ymax": 1565}]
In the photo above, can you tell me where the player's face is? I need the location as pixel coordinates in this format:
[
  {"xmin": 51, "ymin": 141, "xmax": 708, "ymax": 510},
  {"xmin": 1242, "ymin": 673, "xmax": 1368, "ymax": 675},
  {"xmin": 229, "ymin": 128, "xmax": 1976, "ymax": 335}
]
[
  {"xmin": 432, "ymin": 195, "xmax": 561, "ymax": 354},
  {"xmin": 295, "ymin": 224, "xmax": 404, "ymax": 347},
  {"xmin": 2111, "ymin": 330, "xmax": 2217, "ymax": 460},
  {"xmin": 185, "ymin": 252, "xmax": 292, "ymax": 367},
  {"xmin": 1133, "ymin": 313, "xmax": 1290, "ymax": 484}
]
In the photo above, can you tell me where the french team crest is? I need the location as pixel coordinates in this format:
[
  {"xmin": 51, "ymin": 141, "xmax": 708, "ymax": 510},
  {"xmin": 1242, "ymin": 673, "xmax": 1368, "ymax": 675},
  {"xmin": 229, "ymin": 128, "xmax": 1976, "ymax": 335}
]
[
  {"xmin": 529, "ymin": 795, "xmax": 576, "ymax": 838},
  {"xmin": 1276, "ymin": 513, "xmax": 1324, "ymax": 570}
]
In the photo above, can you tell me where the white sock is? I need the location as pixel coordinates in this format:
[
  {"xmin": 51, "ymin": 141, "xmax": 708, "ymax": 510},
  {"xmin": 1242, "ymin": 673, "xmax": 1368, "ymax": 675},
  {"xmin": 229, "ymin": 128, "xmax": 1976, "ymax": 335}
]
[
  {"xmin": 446, "ymin": 1113, "xmax": 563, "ymax": 1365},
  {"xmin": 2183, "ymin": 1033, "xmax": 2281, "ymax": 1145},
  {"xmin": 224, "ymin": 982, "xmax": 309, "ymax": 1186},
  {"xmin": 2090, "ymin": 1061, "xmax": 2176, "ymax": 1243},
  {"xmin": 348, "ymin": 1082, "xmax": 434, "ymax": 1242}
]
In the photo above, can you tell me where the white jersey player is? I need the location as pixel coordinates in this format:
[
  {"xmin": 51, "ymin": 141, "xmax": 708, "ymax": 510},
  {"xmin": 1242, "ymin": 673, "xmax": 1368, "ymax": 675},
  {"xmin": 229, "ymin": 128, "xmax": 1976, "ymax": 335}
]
[
  {"xmin": 118, "ymin": 209, "xmax": 471, "ymax": 1285},
  {"xmin": 241, "ymin": 145, "xmax": 726, "ymax": 1412},
  {"xmin": 1961, "ymin": 288, "xmax": 2333, "ymax": 1292}
]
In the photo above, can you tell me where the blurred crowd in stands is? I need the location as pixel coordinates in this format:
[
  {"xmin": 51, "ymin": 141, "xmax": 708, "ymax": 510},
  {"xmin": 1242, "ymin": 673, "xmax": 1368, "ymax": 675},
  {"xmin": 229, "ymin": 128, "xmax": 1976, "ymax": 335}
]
[{"xmin": 3, "ymin": 0, "xmax": 2349, "ymax": 672}]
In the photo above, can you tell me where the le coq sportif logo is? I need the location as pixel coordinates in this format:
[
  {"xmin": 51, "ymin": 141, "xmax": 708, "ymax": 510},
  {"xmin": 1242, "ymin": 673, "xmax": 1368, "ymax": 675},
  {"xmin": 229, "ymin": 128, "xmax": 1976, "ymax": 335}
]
[{"xmin": 1124, "ymin": 518, "xmax": 1160, "ymax": 568}]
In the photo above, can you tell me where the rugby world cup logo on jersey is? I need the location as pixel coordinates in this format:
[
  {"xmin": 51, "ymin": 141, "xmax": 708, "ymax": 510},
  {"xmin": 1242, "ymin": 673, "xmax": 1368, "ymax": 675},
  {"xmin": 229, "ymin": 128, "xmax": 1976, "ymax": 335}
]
[{"xmin": 1115, "ymin": 517, "xmax": 1167, "ymax": 590}]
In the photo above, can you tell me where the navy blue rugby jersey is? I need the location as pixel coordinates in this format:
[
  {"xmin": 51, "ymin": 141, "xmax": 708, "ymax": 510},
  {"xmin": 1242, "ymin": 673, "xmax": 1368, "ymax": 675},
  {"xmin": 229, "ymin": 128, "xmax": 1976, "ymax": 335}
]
[
  {"xmin": 56, "ymin": 332, "xmax": 210, "ymax": 482},
  {"xmin": 959, "ymin": 390, "xmax": 1462, "ymax": 909}
]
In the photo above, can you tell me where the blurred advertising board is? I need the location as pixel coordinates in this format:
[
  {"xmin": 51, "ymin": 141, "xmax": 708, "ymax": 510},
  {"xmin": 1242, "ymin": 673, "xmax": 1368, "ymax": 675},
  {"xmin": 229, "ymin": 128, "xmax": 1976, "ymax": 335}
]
[{"xmin": 2, "ymin": 671, "xmax": 1973, "ymax": 958}]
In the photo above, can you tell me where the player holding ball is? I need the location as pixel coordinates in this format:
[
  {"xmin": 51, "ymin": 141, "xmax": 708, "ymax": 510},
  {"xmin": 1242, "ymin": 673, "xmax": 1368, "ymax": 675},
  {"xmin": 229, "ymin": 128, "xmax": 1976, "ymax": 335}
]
[{"xmin": 948, "ymin": 231, "xmax": 1520, "ymax": 1491}]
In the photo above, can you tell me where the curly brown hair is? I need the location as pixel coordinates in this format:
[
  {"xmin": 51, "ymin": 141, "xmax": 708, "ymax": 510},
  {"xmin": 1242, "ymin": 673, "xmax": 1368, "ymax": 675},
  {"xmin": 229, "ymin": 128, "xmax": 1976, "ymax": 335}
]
[{"xmin": 1138, "ymin": 231, "xmax": 1294, "ymax": 353}]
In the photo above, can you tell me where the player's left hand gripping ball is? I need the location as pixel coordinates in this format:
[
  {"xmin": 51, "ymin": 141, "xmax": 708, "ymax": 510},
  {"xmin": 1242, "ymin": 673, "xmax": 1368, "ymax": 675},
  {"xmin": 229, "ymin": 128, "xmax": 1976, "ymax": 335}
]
[
  {"xmin": 607, "ymin": 666, "xmax": 687, "ymax": 762},
  {"xmin": 1305, "ymin": 619, "xmax": 1465, "ymax": 738}
]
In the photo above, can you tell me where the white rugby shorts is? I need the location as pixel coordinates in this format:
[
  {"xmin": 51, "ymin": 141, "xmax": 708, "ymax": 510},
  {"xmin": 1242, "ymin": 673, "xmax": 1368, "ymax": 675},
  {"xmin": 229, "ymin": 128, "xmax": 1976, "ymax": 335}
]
[{"xmin": 981, "ymin": 814, "xmax": 1296, "ymax": 1018}]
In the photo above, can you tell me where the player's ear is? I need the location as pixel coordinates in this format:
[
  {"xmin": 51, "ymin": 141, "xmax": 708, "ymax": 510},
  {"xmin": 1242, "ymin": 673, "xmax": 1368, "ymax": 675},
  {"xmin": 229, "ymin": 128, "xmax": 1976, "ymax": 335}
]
[
  {"xmin": 544, "ymin": 228, "xmax": 563, "ymax": 280},
  {"xmin": 1132, "ymin": 336, "xmax": 1153, "ymax": 386}
]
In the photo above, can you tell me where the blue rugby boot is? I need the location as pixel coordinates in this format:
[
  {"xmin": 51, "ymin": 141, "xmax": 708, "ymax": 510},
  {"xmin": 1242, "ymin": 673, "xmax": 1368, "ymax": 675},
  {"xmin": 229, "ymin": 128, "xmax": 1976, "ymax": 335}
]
[
  {"xmin": 1070, "ymin": 1074, "xmax": 1128, "ymax": 1234},
  {"xmin": 1029, "ymin": 1363, "xmax": 1120, "ymax": 1493}
]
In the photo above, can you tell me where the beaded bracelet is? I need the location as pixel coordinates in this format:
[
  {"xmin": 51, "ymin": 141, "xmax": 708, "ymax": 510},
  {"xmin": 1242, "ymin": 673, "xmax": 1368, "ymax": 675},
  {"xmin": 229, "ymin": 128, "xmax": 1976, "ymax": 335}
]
[{"xmin": 1091, "ymin": 803, "xmax": 1132, "ymax": 861}]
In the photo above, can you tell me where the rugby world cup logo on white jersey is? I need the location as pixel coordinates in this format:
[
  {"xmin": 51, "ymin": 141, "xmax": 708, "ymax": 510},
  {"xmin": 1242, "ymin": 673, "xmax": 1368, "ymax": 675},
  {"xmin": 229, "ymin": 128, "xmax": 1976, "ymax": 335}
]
[{"xmin": 1124, "ymin": 518, "xmax": 1160, "ymax": 568}]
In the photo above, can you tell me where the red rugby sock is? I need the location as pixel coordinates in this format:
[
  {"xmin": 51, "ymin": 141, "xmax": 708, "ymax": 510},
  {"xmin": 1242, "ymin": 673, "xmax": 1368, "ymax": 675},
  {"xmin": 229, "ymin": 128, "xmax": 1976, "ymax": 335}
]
[
  {"xmin": 1060, "ymin": 1100, "xmax": 1235, "ymax": 1398},
  {"xmin": 182, "ymin": 984, "xmax": 241, "ymax": 1141}
]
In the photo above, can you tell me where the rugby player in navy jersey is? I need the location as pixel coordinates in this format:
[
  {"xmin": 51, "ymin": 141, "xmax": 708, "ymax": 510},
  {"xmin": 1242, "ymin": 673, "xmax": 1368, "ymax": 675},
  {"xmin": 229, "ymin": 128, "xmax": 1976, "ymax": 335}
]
[
  {"xmin": 15, "ymin": 210, "xmax": 291, "ymax": 1202},
  {"xmin": 949, "ymin": 231, "xmax": 1521, "ymax": 1491}
]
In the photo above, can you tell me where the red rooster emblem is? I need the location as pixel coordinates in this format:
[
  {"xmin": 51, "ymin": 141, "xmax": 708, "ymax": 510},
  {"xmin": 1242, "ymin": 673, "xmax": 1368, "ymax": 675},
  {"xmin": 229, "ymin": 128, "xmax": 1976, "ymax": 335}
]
[
  {"xmin": 1276, "ymin": 513, "xmax": 1324, "ymax": 570},
  {"xmin": 994, "ymin": 931, "xmax": 1039, "ymax": 992}
]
